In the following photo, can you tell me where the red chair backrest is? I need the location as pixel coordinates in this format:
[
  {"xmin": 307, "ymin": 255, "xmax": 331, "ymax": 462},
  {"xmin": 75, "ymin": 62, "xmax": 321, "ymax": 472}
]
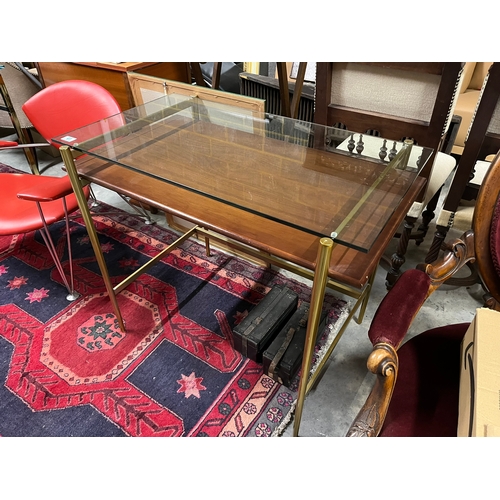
[{"xmin": 22, "ymin": 80, "xmax": 124, "ymax": 148}]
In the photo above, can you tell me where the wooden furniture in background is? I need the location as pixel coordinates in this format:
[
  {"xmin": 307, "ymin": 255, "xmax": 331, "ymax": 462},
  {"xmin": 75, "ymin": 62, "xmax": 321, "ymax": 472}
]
[
  {"xmin": 127, "ymin": 72, "xmax": 264, "ymax": 112},
  {"xmin": 0, "ymin": 62, "xmax": 42, "ymax": 173},
  {"xmin": 276, "ymin": 62, "xmax": 307, "ymax": 119},
  {"xmin": 36, "ymin": 62, "xmax": 191, "ymax": 111},
  {"xmin": 452, "ymin": 62, "xmax": 493, "ymax": 155}
]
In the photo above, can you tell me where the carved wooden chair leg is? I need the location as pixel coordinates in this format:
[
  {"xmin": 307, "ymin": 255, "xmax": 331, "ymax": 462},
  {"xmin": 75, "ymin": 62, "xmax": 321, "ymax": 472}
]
[
  {"xmin": 385, "ymin": 217, "xmax": 415, "ymax": 289},
  {"xmin": 415, "ymin": 188, "xmax": 441, "ymax": 245}
]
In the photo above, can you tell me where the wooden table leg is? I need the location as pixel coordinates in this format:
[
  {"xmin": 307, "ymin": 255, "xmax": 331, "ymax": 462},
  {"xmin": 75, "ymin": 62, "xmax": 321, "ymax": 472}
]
[{"xmin": 293, "ymin": 237, "xmax": 334, "ymax": 436}]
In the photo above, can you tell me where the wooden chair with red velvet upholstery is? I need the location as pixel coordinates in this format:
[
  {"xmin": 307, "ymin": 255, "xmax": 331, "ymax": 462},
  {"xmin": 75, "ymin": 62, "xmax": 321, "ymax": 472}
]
[
  {"xmin": 346, "ymin": 150, "xmax": 500, "ymax": 437},
  {"xmin": 0, "ymin": 80, "xmax": 124, "ymax": 300}
]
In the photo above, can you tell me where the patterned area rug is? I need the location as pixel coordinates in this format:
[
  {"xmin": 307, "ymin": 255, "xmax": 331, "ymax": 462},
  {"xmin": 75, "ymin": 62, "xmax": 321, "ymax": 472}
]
[{"xmin": 0, "ymin": 163, "xmax": 348, "ymax": 437}]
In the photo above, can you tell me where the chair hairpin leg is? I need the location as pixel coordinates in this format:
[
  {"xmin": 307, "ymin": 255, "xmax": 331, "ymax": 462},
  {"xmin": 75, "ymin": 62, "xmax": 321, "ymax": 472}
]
[
  {"xmin": 35, "ymin": 199, "xmax": 79, "ymax": 301},
  {"xmin": 86, "ymin": 187, "xmax": 155, "ymax": 225},
  {"xmin": 117, "ymin": 194, "xmax": 155, "ymax": 224},
  {"xmin": 88, "ymin": 185, "xmax": 99, "ymax": 208}
]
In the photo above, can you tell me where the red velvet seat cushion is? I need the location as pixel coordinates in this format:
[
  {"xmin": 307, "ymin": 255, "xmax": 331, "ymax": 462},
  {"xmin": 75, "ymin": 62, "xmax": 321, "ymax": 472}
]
[
  {"xmin": 0, "ymin": 173, "xmax": 85, "ymax": 235},
  {"xmin": 379, "ymin": 323, "xmax": 470, "ymax": 437}
]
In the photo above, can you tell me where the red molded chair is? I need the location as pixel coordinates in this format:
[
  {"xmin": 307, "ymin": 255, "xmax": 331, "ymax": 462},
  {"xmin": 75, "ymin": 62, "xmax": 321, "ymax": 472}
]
[
  {"xmin": 21, "ymin": 79, "xmax": 123, "ymax": 150},
  {"xmin": 0, "ymin": 173, "xmax": 88, "ymax": 299},
  {"xmin": 1, "ymin": 79, "xmax": 123, "ymax": 160},
  {"xmin": 1, "ymin": 80, "xmax": 123, "ymax": 299},
  {"xmin": 347, "ymin": 150, "xmax": 500, "ymax": 437}
]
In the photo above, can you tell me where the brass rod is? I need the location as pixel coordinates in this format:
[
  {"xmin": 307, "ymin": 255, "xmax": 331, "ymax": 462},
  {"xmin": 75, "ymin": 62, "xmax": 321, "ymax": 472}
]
[
  {"xmin": 113, "ymin": 225, "xmax": 198, "ymax": 294},
  {"xmin": 331, "ymin": 141, "xmax": 413, "ymax": 238},
  {"xmin": 305, "ymin": 282, "xmax": 371, "ymax": 394},
  {"xmin": 194, "ymin": 226, "xmax": 365, "ymax": 301},
  {"xmin": 60, "ymin": 146, "xmax": 126, "ymax": 332},
  {"xmin": 293, "ymin": 237, "xmax": 334, "ymax": 437},
  {"xmin": 354, "ymin": 268, "xmax": 377, "ymax": 324}
]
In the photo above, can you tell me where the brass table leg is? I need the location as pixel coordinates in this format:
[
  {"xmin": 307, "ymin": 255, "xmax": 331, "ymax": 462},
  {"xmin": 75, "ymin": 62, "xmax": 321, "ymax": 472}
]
[
  {"xmin": 60, "ymin": 146, "xmax": 126, "ymax": 332},
  {"xmin": 293, "ymin": 237, "xmax": 334, "ymax": 437}
]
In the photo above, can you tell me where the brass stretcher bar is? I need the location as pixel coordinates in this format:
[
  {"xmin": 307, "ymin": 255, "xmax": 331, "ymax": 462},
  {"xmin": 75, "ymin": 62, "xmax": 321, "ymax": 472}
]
[{"xmin": 61, "ymin": 147, "xmax": 424, "ymax": 436}]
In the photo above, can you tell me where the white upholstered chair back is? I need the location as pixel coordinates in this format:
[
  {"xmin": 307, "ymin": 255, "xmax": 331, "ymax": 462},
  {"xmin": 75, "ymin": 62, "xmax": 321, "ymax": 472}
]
[{"xmin": 329, "ymin": 63, "xmax": 441, "ymax": 122}]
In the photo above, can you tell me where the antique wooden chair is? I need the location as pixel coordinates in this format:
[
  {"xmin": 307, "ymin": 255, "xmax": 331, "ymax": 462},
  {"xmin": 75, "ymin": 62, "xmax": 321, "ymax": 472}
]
[
  {"xmin": 346, "ymin": 151, "xmax": 500, "ymax": 437},
  {"xmin": 314, "ymin": 62, "xmax": 464, "ymax": 288},
  {"xmin": 0, "ymin": 63, "xmax": 42, "ymax": 174},
  {"xmin": 426, "ymin": 62, "xmax": 500, "ymax": 266}
]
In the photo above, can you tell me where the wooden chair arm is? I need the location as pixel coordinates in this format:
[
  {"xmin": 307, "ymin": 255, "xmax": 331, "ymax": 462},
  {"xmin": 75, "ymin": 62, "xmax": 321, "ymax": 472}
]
[
  {"xmin": 347, "ymin": 230, "xmax": 476, "ymax": 437},
  {"xmin": 346, "ymin": 343, "xmax": 398, "ymax": 437},
  {"xmin": 417, "ymin": 230, "xmax": 475, "ymax": 294}
]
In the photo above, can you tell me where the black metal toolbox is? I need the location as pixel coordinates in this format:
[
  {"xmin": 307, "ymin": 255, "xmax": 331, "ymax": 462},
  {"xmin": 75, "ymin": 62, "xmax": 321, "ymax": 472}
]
[
  {"xmin": 262, "ymin": 302, "xmax": 327, "ymax": 387},
  {"xmin": 232, "ymin": 286, "xmax": 299, "ymax": 362}
]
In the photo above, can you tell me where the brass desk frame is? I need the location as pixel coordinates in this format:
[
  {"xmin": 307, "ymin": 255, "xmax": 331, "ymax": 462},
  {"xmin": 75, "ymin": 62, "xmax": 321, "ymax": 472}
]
[{"xmin": 60, "ymin": 145, "xmax": 424, "ymax": 437}]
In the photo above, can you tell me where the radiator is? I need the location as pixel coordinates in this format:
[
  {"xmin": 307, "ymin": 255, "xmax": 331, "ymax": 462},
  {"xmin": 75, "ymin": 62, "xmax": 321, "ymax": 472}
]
[{"xmin": 239, "ymin": 73, "xmax": 315, "ymax": 122}]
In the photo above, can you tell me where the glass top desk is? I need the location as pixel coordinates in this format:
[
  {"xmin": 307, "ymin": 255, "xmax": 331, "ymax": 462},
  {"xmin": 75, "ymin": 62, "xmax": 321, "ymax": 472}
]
[{"xmin": 54, "ymin": 94, "xmax": 429, "ymax": 436}]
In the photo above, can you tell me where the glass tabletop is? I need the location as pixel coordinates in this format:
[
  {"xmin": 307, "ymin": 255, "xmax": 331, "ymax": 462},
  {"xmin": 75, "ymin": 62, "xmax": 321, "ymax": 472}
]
[{"xmin": 53, "ymin": 93, "xmax": 432, "ymax": 253}]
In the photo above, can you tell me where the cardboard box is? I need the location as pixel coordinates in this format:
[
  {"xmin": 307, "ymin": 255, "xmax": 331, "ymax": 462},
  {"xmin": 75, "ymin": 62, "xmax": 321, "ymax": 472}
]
[{"xmin": 457, "ymin": 308, "xmax": 500, "ymax": 437}]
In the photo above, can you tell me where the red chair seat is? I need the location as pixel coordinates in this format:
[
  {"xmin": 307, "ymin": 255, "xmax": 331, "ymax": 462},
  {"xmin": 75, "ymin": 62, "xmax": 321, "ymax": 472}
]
[
  {"xmin": 0, "ymin": 173, "xmax": 86, "ymax": 235},
  {"xmin": 379, "ymin": 323, "xmax": 470, "ymax": 437}
]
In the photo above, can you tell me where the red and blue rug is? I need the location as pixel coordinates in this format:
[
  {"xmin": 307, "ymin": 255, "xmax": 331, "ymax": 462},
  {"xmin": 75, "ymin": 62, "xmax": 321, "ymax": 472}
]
[{"xmin": 0, "ymin": 163, "xmax": 348, "ymax": 437}]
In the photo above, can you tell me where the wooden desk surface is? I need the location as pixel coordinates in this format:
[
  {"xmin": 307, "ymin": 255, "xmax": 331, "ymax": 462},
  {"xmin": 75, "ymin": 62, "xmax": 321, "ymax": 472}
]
[
  {"xmin": 76, "ymin": 154, "xmax": 425, "ymax": 290},
  {"xmin": 67, "ymin": 112, "xmax": 420, "ymax": 253}
]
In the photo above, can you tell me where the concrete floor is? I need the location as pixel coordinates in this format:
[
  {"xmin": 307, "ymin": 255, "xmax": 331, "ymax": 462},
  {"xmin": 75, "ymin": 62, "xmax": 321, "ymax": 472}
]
[{"xmin": 0, "ymin": 129, "xmax": 484, "ymax": 437}]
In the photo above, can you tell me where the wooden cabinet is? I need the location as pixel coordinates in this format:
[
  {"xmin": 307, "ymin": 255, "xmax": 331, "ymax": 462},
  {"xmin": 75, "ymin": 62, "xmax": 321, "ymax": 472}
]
[{"xmin": 36, "ymin": 62, "xmax": 191, "ymax": 110}]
